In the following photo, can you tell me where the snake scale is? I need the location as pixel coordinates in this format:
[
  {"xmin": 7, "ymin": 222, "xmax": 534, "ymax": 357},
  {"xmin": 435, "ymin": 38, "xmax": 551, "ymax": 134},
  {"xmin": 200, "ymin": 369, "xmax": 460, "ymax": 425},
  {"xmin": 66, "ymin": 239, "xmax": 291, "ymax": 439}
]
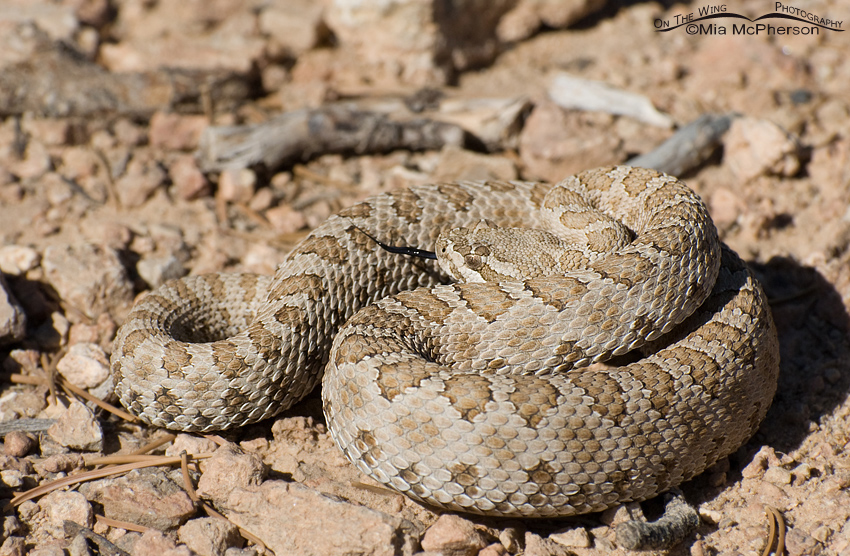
[{"xmin": 112, "ymin": 166, "xmax": 780, "ymax": 517}]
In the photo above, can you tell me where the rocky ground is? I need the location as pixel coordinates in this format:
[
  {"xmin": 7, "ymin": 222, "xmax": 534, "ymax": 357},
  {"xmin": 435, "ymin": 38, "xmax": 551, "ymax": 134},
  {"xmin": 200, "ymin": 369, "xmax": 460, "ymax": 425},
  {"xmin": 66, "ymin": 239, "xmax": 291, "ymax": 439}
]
[{"xmin": 1, "ymin": 0, "xmax": 849, "ymax": 555}]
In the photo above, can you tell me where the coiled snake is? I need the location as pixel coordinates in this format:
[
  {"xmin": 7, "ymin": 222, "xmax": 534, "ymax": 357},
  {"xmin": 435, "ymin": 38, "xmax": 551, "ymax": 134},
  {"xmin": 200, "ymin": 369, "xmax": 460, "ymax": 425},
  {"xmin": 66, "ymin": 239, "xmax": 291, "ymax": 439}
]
[{"xmin": 112, "ymin": 166, "xmax": 779, "ymax": 517}]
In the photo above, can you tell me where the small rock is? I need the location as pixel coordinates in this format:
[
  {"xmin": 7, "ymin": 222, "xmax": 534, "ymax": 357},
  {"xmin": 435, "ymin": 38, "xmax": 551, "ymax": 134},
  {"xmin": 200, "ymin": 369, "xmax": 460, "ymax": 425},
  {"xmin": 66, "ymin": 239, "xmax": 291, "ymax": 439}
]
[
  {"xmin": 42, "ymin": 243, "xmax": 134, "ymax": 320},
  {"xmin": 131, "ymin": 530, "xmax": 194, "ymax": 556},
  {"xmin": 519, "ymin": 100, "xmax": 622, "ymax": 182},
  {"xmin": 165, "ymin": 434, "xmax": 220, "ymax": 458},
  {"xmin": 169, "ymin": 154, "xmax": 210, "ymax": 200},
  {"xmin": 82, "ymin": 221, "xmax": 133, "ymax": 251},
  {"xmin": 0, "ymin": 246, "xmax": 41, "ymax": 276},
  {"xmin": 0, "ymin": 274, "xmax": 26, "ymax": 345},
  {"xmin": 3, "ymin": 431, "xmax": 36, "ymax": 457},
  {"xmin": 35, "ymin": 453, "xmax": 85, "ymax": 475},
  {"xmin": 0, "ymin": 536, "xmax": 26, "ymax": 556},
  {"xmin": 241, "ymin": 244, "xmax": 286, "ymax": 275},
  {"xmin": 114, "ymin": 151, "xmax": 168, "ymax": 207},
  {"xmin": 38, "ymin": 490, "xmax": 94, "ymax": 535},
  {"xmin": 724, "ymin": 117, "xmax": 801, "ymax": 181},
  {"xmin": 498, "ymin": 524, "xmax": 525, "ymax": 553},
  {"xmin": 137, "ymin": 255, "xmax": 187, "ymax": 289},
  {"xmin": 66, "ymin": 534, "xmax": 92, "ymax": 556},
  {"xmin": 3, "ymin": 515, "xmax": 22, "ymax": 537},
  {"xmin": 60, "ymin": 147, "xmax": 101, "ymax": 181},
  {"xmin": 47, "ymin": 401, "xmax": 103, "ymax": 451},
  {"xmin": 478, "ymin": 543, "xmax": 508, "ymax": 556},
  {"xmin": 178, "ymin": 517, "xmax": 242, "ymax": 556},
  {"xmin": 113, "ymin": 118, "xmax": 147, "ymax": 147},
  {"xmin": 11, "ymin": 139, "xmax": 52, "ymax": 180},
  {"xmin": 197, "ymin": 445, "xmax": 265, "ymax": 502},
  {"xmin": 523, "ymin": 532, "xmax": 575, "ymax": 556},
  {"xmin": 763, "ymin": 466, "xmax": 793, "ymax": 486},
  {"xmin": 0, "ymin": 389, "xmax": 47, "ymax": 420},
  {"xmin": 550, "ymin": 525, "xmax": 592, "ymax": 548},
  {"xmin": 0, "ymin": 469, "xmax": 23, "ymax": 488},
  {"xmin": 741, "ymin": 446, "xmax": 782, "ymax": 479},
  {"xmin": 79, "ymin": 467, "xmax": 196, "ymax": 531},
  {"xmin": 265, "ymin": 204, "xmax": 306, "ymax": 235},
  {"xmin": 248, "ymin": 188, "xmax": 274, "ymax": 212},
  {"xmin": 56, "ymin": 342, "xmax": 111, "ymax": 389},
  {"xmin": 218, "ymin": 168, "xmax": 257, "ymax": 204},
  {"xmin": 785, "ymin": 527, "xmax": 824, "ymax": 556},
  {"xmin": 420, "ymin": 514, "xmax": 490, "ymax": 556},
  {"xmin": 259, "ymin": 0, "xmax": 326, "ymax": 56},
  {"xmin": 149, "ymin": 112, "xmax": 209, "ymax": 151}
]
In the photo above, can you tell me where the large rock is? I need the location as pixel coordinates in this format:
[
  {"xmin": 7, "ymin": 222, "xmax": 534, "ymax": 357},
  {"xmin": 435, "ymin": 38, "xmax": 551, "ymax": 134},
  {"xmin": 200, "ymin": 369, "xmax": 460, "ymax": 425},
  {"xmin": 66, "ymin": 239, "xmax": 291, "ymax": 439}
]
[
  {"xmin": 325, "ymin": 0, "xmax": 516, "ymax": 86},
  {"xmin": 42, "ymin": 243, "xmax": 134, "ymax": 321}
]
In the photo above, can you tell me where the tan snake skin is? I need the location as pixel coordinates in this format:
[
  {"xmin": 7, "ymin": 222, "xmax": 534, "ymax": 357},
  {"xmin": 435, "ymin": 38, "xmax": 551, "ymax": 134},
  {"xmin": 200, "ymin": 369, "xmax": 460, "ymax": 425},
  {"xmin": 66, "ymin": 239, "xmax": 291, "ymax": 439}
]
[{"xmin": 112, "ymin": 166, "xmax": 780, "ymax": 517}]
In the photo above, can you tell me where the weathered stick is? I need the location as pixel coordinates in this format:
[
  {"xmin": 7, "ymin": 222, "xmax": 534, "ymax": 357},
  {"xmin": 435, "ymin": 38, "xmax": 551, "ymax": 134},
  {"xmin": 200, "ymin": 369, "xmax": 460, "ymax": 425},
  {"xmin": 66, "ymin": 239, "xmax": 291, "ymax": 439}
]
[{"xmin": 197, "ymin": 105, "xmax": 468, "ymax": 171}]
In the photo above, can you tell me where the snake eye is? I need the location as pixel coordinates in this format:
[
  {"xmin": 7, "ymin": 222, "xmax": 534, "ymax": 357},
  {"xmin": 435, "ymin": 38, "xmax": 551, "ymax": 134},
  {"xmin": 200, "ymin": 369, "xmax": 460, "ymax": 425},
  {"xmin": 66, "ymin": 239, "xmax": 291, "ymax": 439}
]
[{"xmin": 464, "ymin": 254, "xmax": 483, "ymax": 270}]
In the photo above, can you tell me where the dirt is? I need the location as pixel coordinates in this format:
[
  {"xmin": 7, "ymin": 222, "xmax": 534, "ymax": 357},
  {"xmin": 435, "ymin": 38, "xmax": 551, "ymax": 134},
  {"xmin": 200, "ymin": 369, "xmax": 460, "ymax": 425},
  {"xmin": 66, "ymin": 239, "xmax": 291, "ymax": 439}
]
[{"xmin": 1, "ymin": 0, "xmax": 849, "ymax": 555}]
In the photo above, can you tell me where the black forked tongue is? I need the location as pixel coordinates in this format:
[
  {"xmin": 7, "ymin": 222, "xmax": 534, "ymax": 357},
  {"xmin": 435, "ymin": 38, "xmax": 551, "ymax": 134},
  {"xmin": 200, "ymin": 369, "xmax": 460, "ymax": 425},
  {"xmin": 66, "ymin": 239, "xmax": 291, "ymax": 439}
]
[{"xmin": 353, "ymin": 226, "xmax": 437, "ymax": 260}]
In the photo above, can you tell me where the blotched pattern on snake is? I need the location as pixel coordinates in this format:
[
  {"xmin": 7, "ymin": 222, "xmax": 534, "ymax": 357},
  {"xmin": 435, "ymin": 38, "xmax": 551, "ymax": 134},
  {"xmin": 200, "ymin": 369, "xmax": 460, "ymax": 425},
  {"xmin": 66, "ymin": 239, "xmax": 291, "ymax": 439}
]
[{"xmin": 112, "ymin": 166, "xmax": 779, "ymax": 517}]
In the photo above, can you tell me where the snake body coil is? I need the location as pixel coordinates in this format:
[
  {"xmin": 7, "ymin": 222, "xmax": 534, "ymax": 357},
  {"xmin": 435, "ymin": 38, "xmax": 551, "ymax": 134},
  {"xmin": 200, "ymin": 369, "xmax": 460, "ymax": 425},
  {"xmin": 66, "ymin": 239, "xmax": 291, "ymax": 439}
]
[{"xmin": 113, "ymin": 167, "xmax": 780, "ymax": 517}]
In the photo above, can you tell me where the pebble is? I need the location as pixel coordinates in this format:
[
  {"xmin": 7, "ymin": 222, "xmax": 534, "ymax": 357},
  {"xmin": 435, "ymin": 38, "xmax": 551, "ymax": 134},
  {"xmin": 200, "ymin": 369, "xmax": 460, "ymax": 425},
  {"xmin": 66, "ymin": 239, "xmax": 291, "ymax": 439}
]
[
  {"xmin": 497, "ymin": 524, "xmax": 525, "ymax": 553},
  {"xmin": 550, "ymin": 525, "xmax": 592, "ymax": 548},
  {"xmin": 46, "ymin": 401, "xmax": 103, "ymax": 451},
  {"xmin": 258, "ymin": 0, "xmax": 326, "ymax": 56},
  {"xmin": 523, "ymin": 532, "xmax": 574, "ymax": 556},
  {"xmin": 0, "ymin": 469, "xmax": 23, "ymax": 488},
  {"xmin": 177, "ymin": 517, "xmax": 242, "ymax": 556},
  {"xmin": 763, "ymin": 466, "xmax": 793, "ymax": 486},
  {"xmin": 518, "ymin": 100, "xmax": 622, "ymax": 182},
  {"xmin": 0, "ymin": 536, "xmax": 26, "ymax": 556},
  {"xmin": 165, "ymin": 434, "xmax": 220, "ymax": 458},
  {"xmin": 56, "ymin": 342, "xmax": 110, "ymax": 389},
  {"xmin": 265, "ymin": 204, "xmax": 306, "ymax": 235},
  {"xmin": 149, "ymin": 112, "xmax": 208, "ymax": 152},
  {"xmin": 114, "ymin": 151, "xmax": 168, "ymax": 207},
  {"xmin": 169, "ymin": 154, "xmax": 210, "ymax": 200},
  {"xmin": 420, "ymin": 514, "xmax": 490, "ymax": 556},
  {"xmin": 218, "ymin": 168, "xmax": 257, "ymax": 204},
  {"xmin": 130, "ymin": 530, "xmax": 194, "ymax": 556},
  {"xmin": 137, "ymin": 255, "xmax": 186, "ymax": 289},
  {"xmin": 196, "ymin": 445, "xmax": 265, "ymax": 501},
  {"xmin": 0, "ymin": 245, "xmax": 41, "ymax": 276},
  {"xmin": 38, "ymin": 490, "xmax": 94, "ymax": 535},
  {"xmin": 3, "ymin": 431, "xmax": 36, "ymax": 457},
  {"xmin": 724, "ymin": 117, "xmax": 801, "ymax": 181},
  {"xmin": 478, "ymin": 543, "xmax": 508, "ymax": 556}
]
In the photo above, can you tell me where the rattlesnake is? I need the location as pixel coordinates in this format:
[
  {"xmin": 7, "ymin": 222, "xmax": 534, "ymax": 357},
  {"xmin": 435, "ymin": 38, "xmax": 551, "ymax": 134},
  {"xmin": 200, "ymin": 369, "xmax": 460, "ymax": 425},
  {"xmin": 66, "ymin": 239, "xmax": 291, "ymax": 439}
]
[{"xmin": 112, "ymin": 166, "xmax": 779, "ymax": 517}]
